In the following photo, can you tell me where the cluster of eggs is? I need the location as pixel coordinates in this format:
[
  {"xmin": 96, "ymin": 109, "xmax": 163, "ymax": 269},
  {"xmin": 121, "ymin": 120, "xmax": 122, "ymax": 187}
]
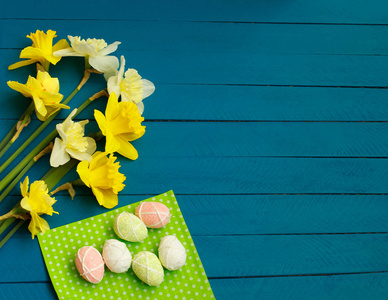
[{"xmin": 75, "ymin": 202, "xmax": 187, "ymax": 286}]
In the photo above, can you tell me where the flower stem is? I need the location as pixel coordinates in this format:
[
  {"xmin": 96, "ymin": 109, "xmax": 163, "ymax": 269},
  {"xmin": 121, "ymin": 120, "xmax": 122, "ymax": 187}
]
[
  {"xmin": 0, "ymin": 218, "xmax": 16, "ymax": 235},
  {"xmin": 0, "ymin": 101, "xmax": 35, "ymax": 157},
  {"xmin": 0, "ymin": 220, "xmax": 25, "ymax": 248}
]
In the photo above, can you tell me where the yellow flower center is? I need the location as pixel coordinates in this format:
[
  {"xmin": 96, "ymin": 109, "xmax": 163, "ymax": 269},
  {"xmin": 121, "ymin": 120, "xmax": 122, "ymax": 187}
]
[
  {"xmin": 27, "ymin": 30, "xmax": 56, "ymax": 56},
  {"xmin": 108, "ymin": 102, "xmax": 145, "ymax": 136},
  {"xmin": 22, "ymin": 180, "xmax": 57, "ymax": 215},
  {"xmin": 65, "ymin": 122, "xmax": 89, "ymax": 152},
  {"xmin": 86, "ymin": 38, "xmax": 108, "ymax": 51}
]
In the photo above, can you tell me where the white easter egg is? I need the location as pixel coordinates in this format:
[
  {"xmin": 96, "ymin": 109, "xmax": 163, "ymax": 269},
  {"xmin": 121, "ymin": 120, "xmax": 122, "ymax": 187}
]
[
  {"xmin": 158, "ymin": 235, "xmax": 187, "ymax": 271},
  {"xmin": 102, "ymin": 239, "xmax": 132, "ymax": 273}
]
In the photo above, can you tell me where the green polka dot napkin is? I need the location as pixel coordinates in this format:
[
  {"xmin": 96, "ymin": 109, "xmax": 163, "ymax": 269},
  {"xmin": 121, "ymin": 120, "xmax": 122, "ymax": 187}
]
[{"xmin": 38, "ymin": 191, "xmax": 215, "ymax": 300}]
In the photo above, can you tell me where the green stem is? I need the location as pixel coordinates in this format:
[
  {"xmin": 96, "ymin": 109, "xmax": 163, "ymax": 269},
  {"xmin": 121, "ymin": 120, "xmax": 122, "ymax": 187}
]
[
  {"xmin": 0, "ymin": 102, "xmax": 35, "ymax": 157},
  {"xmin": 0, "ymin": 218, "xmax": 15, "ymax": 236},
  {"xmin": 0, "ymin": 220, "xmax": 25, "ymax": 248},
  {"xmin": 0, "ymin": 87, "xmax": 80, "ymax": 176}
]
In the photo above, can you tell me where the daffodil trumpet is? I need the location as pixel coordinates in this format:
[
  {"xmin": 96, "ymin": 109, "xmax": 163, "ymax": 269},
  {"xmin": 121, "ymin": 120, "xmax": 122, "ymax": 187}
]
[
  {"xmin": 0, "ymin": 90, "xmax": 107, "ymax": 196},
  {"xmin": 8, "ymin": 29, "xmax": 69, "ymax": 72}
]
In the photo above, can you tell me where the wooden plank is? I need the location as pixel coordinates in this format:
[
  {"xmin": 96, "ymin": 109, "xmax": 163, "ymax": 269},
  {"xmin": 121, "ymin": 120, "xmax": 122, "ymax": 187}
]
[
  {"xmin": 2, "ymin": 194, "xmax": 388, "ymax": 237},
  {"xmin": 2, "ymin": 20, "xmax": 388, "ymax": 55},
  {"xmin": 210, "ymin": 273, "xmax": 388, "ymax": 300},
  {"xmin": 3, "ymin": 48, "xmax": 388, "ymax": 87},
  {"xmin": 1, "ymin": 272, "xmax": 388, "ymax": 300},
  {"xmin": 1, "ymin": 120, "xmax": 388, "ymax": 158},
  {"xmin": 2, "ymin": 76, "xmax": 388, "ymax": 121},
  {"xmin": 1, "ymin": 234, "xmax": 387, "ymax": 282},
  {"xmin": 1, "ymin": 0, "xmax": 388, "ymax": 24},
  {"xmin": 1, "ymin": 156, "xmax": 388, "ymax": 196}
]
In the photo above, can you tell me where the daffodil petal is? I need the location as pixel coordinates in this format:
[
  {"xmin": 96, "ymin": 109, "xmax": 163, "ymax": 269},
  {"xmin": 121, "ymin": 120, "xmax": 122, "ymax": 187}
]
[
  {"xmin": 66, "ymin": 148, "xmax": 93, "ymax": 162},
  {"xmin": 52, "ymin": 39, "xmax": 70, "ymax": 52},
  {"xmin": 98, "ymin": 41, "xmax": 121, "ymax": 56},
  {"xmin": 8, "ymin": 59, "xmax": 38, "ymax": 70},
  {"xmin": 72, "ymin": 42, "xmax": 97, "ymax": 56},
  {"xmin": 136, "ymin": 101, "xmax": 145, "ymax": 115},
  {"xmin": 91, "ymin": 187, "xmax": 118, "ymax": 209},
  {"xmin": 50, "ymin": 138, "xmax": 71, "ymax": 167},
  {"xmin": 90, "ymin": 151, "xmax": 108, "ymax": 170},
  {"xmin": 105, "ymin": 92, "xmax": 119, "ymax": 121},
  {"xmin": 29, "ymin": 212, "xmax": 50, "ymax": 239},
  {"xmin": 53, "ymin": 48, "xmax": 84, "ymax": 57},
  {"xmin": 85, "ymin": 137, "xmax": 97, "ymax": 155},
  {"xmin": 141, "ymin": 79, "xmax": 155, "ymax": 99},
  {"xmin": 89, "ymin": 55, "xmax": 119, "ymax": 73},
  {"xmin": 7, "ymin": 81, "xmax": 32, "ymax": 97},
  {"xmin": 116, "ymin": 137, "xmax": 139, "ymax": 160},
  {"xmin": 20, "ymin": 46, "xmax": 44, "ymax": 59},
  {"xmin": 32, "ymin": 95, "xmax": 48, "ymax": 118},
  {"xmin": 94, "ymin": 110, "xmax": 107, "ymax": 135},
  {"xmin": 107, "ymin": 74, "xmax": 122, "ymax": 97},
  {"xmin": 76, "ymin": 161, "xmax": 91, "ymax": 187},
  {"xmin": 105, "ymin": 131, "xmax": 121, "ymax": 154},
  {"xmin": 20, "ymin": 176, "xmax": 29, "ymax": 198},
  {"xmin": 20, "ymin": 196, "xmax": 32, "ymax": 212}
]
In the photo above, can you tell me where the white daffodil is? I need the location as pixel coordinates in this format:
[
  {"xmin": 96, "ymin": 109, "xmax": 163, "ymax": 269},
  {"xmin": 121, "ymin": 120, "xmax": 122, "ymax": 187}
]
[
  {"xmin": 107, "ymin": 56, "xmax": 155, "ymax": 114},
  {"xmin": 50, "ymin": 109, "xmax": 96, "ymax": 167},
  {"xmin": 53, "ymin": 36, "xmax": 121, "ymax": 73}
]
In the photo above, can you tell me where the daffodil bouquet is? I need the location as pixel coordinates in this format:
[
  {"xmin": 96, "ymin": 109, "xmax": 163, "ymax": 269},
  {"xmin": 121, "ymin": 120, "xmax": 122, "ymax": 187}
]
[{"xmin": 0, "ymin": 30, "xmax": 155, "ymax": 246}]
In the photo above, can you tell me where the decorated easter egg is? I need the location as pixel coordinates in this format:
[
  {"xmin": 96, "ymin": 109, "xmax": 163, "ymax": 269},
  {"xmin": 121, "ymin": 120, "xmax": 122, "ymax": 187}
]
[
  {"xmin": 75, "ymin": 246, "xmax": 104, "ymax": 284},
  {"xmin": 158, "ymin": 235, "xmax": 187, "ymax": 271},
  {"xmin": 132, "ymin": 251, "xmax": 164, "ymax": 286},
  {"xmin": 113, "ymin": 212, "xmax": 148, "ymax": 242},
  {"xmin": 135, "ymin": 202, "xmax": 171, "ymax": 228},
  {"xmin": 102, "ymin": 239, "xmax": 132, "ymax": 273}
]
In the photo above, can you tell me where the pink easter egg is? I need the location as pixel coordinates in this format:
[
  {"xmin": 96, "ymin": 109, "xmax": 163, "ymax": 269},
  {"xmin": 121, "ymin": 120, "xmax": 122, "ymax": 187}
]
[
  {"xmin": 135, "ymin": 202, "xmax": 171, "ymax": 228},
  {"xmin": 75, "ymin": 246, "xmax": 104, "ymax": 284}
]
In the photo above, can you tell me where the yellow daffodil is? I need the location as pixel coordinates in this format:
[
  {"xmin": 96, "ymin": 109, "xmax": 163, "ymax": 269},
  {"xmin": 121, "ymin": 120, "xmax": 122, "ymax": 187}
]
[
  {"xmin": 94, "ymin": 92, "xmax": 145, "ymax": 160},
  {"xmin": 9, "ymin": 29, "xmax": 69, "ymax": 71},
  {"xmin": 19, "ymin": 177, "xmax": 58, "ymax": 239},
  {"xmin": 76, "ymin": 151, "xmax": 126, "ymax": 209},
  {"xmin": 7, "ymin": 70, "xmax": 69, "ymax": 121},
  {"xmin": 50, "ymin": 109, "xmax": 97, "ymax": 167},
  {"xmin": 107, "ymin": 56, "xmax": 155, "ymax": 114},
  {"xmin": 54, "ymin": 35, "xmax": 120, "ymax": 73}
]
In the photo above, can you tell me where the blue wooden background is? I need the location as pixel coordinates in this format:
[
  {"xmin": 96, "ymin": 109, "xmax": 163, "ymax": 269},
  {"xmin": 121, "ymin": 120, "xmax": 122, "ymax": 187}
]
[{"xmin": 1, "ymin": 1, "xmax": 388, "ymax": 299}]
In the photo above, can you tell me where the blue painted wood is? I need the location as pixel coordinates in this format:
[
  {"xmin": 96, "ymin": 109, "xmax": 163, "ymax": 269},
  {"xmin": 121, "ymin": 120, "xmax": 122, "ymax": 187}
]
[
  {"xmin": 0, "ymin": 1, "xmax": 387, "ymax": 299},
  {"xmin": 1, "ymin": 0, "xmax": 388, "ymax": 24},
  {"xmin": 1, "ymin": 120, "xmax": 388, "ymax": 160},
  {"xmin": 1, "ymin": 233, "xmax": 387, "ymax": 282},
  {"xmin": 1, "ymin": 273, "xmax": 388, "ymax": 300},
  {"xmin": 2, "ymin": 194, "xmax": 388, "ymax": 237},
  {"xmin": 2, "ymin": 20, "xmax": 388, "ymax": 55},
  {"xmin": 210, "ymin": 273, "xmax": 388, "ymax": 300}
]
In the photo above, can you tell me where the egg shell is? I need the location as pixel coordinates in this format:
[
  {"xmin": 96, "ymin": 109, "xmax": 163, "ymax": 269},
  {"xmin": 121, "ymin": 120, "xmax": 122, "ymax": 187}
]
[
  {"xmin": 113, "ymin": 212, "xmax": 148, "ymax": 242},
  {"xmin": 102, "ymin": 239, "xmax": 132, "ymax": 273},
  {"xmin": 132, "ymin": 251, "xmax": 164, "ymax": 286},
  {"xmin": 135, "ymin": 202, "xmax": 171, "ymax": 228},
  {"xmin": 75, "ymin": 246, "xmax": 104, "ymax": 284},
  {"xmin": 158, "ymin": 235, "xmax": 187, "ymax": 271}
]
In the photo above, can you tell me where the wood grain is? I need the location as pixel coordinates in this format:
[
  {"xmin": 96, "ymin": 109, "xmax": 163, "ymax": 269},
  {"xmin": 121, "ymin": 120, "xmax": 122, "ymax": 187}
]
[{"xmin": 1, "ymin": 0, "xmax": 388, "ymax": 24}]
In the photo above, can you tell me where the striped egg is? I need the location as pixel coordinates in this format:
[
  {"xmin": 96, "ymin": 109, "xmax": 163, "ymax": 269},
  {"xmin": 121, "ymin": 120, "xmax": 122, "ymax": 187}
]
[
  {"xmin": 75, "ymin": 246, "xmax": 104, "ymax": 284},
  {"xmin": 135, "ymin": 202, "xmax": 171, "ymax": 228}
]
